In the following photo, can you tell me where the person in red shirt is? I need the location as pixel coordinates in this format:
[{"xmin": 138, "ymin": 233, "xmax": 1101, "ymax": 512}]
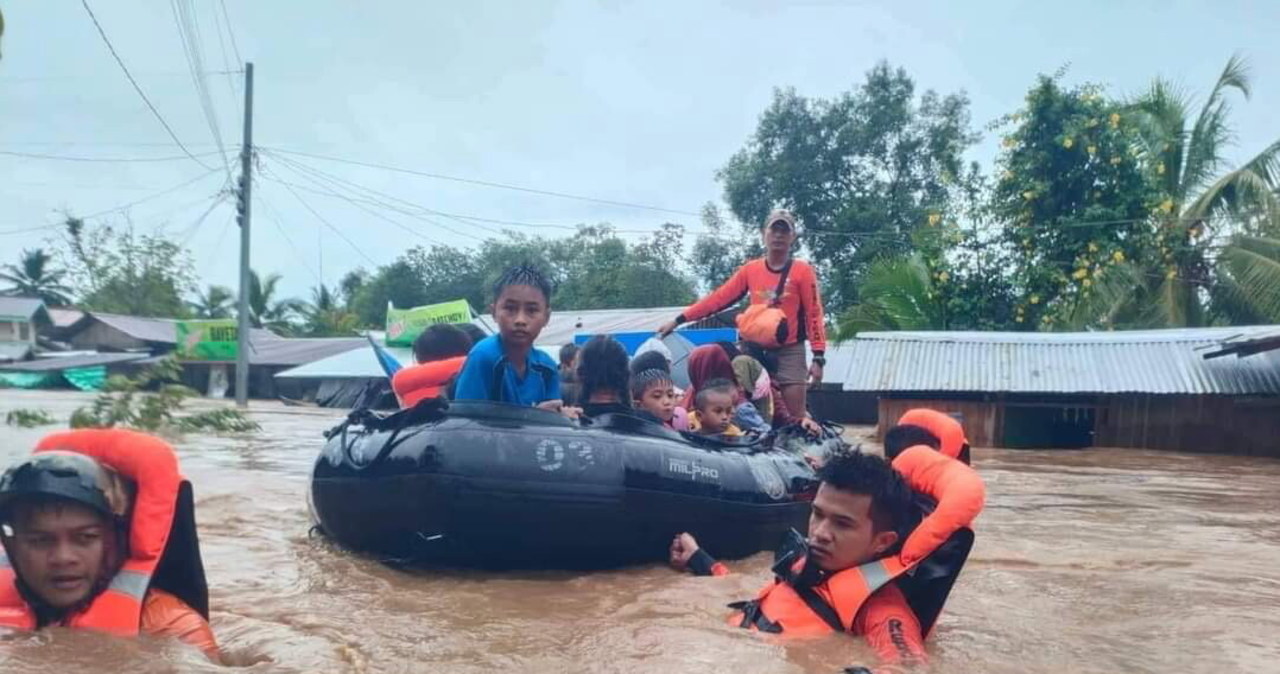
[{"xmin": 657, "ymin": 209, "xmax": 827, "ymax": 417}]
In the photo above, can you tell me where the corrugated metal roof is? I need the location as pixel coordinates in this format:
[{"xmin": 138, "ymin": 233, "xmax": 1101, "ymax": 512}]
[
  {"xmin": 137, "ymin": 334, "xmax": 364, "ymax": 367},
  {"xmin": 0, "ymin": 352, "xmax": 148, "ymax": 372},
  {"xmin": 47, "ymin": 308, "xmax": 86, "ymax": 329},
  {"xmin": 85, "ymin": 313, "xmax": 280, "ymax": 347},
  {"xmin": 274, "ymin": 343, "xmax": 414, "ymax": 379},
  {"xmin": 0, "ymin": 297, "xmax": 48, "ymax": 321},
  {"xmin": 838, "ymin": 326, "xmax": 1280, "ymax": 395},
  {"xmin": 0, "ymin": 342, "xmax": 33, "ymax": 362},
  {"xmin": 87, "ymin": 313, "xmax": 178, "ymax": 344}
]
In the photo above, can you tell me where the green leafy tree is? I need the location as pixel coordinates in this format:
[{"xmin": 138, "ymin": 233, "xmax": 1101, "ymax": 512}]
[
  {"xmin": 60, "ymin": 217, "xmax": 197, "ymax": 318},
  {"xmin": 187, "ymin": 285, "xmax": 235, "ymax": 319},
  {"xmin": 689, "ymin": 203, "xmax": 752, "ymax": 293},
  {"xmin": 991, "ymin": 75, "xmax": 1158, "ymax": 330},
  {"xmin": 1, "ymin": 248, "xmax": 74, "ymax": 305},
  {"xmin": 718, "ymin": 62, "xmax": 982, "ymax": 311},
  {"xmin": 246, "ymin": 270, "xmax": 303, "ymax": 334},
  {"xmin": 301, "ymin": 284, "xmax": 359, "ymax": 337}
]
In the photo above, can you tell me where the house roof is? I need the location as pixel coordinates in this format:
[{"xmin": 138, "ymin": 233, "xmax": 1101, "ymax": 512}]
[
  {"xmin": 0, "ymin": 342, "xmax": 33, "ymax": 362},
  {"xmin": 138, "ymin": 334, "xmax": 366, "ymax": 368},
  {"xmin": 0, "ymin": 352, "xmax": 148, "ymax": 372},
  {"xmin": 837, "ymin": 326, "xmax": 1280, "ymax": 395},
  {"xmin": 86, "ymin": 312, "xmax": 180, "ymax": 344},
  {"xmin": 0, "ymin": 297, "xmax": 49, "ymax": 323},
  {"xmin": 47, "ymin": 307, "xmax": 87, "ymax": 330}
]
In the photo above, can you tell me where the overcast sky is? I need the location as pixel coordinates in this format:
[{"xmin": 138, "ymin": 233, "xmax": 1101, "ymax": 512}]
[{"xmin": 3, "ymin": 0, "xmax": 1278, "ymax": 301}]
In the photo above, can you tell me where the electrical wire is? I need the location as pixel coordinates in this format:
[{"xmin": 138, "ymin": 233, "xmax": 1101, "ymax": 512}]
[
  {"xmin": 270, "ymin": 176, "xmax": 379, "ymax": 265},
  {"xmin": 218, "ymin": 0, "xmax": 244, "ymax": 65},
  {"xmin": 263, "ymin": 146, "xmax": 702, "ymax": 217},
  {"xmin": 80, "ymin": 0, "xmax": 215, "ymax": 171},
  {"xmin": 0, "ymin": 149, "xmax": 229, "ymax": 163},
  {"xmin": 255, "ymin": 193, "xmax": 324, "ymax": 285},
  {"xmin": 170, "ymin": 0, "xmax": 232, "ymax": 181}
]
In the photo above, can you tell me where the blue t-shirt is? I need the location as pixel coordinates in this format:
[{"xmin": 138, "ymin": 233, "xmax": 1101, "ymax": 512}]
[{"xmin": 453, "ymin": 334, "xmax": 561, "ymax": 406}]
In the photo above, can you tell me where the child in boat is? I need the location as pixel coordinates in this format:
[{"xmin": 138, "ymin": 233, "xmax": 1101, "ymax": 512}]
[
  {"xmin": 688, "ymin": 378, "xmax": 744, "ymax": 438},
  {"xmin": 630, "ymin": 348, "xmax": 686, "ymax": 429},
  {"xmin": 453, "ymin": 265, "xmax": 563, "ymax": 411},
  {"xmin": 559, "ymin": 342, "xmax": 581, "ymax": 406},
  {"xmin": 576, "ymin": 335, "xmax": 633, "ymax": 418},
  {"xmin": 391, "ymin": 323, "xmax": 474, "ymax": 407},
  {"xmin": 631, "ymin": 368, "xmax": 676, "ymax": 427},
  {"xmin": 683, "ymin": 345, "xmax": 769, "ymax": 434}
]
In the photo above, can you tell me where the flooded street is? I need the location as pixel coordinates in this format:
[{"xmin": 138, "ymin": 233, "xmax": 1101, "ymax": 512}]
[{"xmin": 1, "ymin": 390, "xmax": 1278, "ymax": 673}]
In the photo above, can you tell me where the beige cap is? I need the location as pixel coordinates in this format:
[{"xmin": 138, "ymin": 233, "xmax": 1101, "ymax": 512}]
[{"xmin": 762, "ymin": 209, "xmax": 797, "ymax": 231}]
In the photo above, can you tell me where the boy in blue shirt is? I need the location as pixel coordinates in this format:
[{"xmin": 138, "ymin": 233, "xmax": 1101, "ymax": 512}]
[{"xmin": 454, "ymin": 264, "xmax": 563, "ymax": 410}]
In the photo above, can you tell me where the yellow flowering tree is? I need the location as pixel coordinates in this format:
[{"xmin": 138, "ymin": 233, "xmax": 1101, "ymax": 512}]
[{"xmin": 991, "ymin": 75, "xmax": 1158, "ymax": 330}]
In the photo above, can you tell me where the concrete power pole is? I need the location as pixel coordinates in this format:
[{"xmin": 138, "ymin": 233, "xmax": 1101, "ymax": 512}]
[{"xmin": 234, "ymin": 62, "xmax": 254, "ymax": 407}]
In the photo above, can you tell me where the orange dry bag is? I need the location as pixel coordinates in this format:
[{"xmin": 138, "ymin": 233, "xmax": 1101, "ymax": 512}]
[{"xmin": 735, "ymin": 259, "xmax": 792, "ymax": 348}]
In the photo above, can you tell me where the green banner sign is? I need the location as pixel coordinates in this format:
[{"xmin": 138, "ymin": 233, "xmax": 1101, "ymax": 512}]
[
  {"xmin": 175, "ymin": 319, "xmax": 239, "ymax": 361},
  {"xmin": 386, "ymin": 299, "xmax": 471, "ymax": 347}
]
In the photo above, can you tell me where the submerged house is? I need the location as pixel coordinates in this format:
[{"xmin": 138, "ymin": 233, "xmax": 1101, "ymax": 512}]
[
  {"xmin": 837, "ymin": 327, "xmax": 1280, "ymax": 456},
  {"xmin": 0, "ymin": 297, "xmax": 50, "ymax": 363}
]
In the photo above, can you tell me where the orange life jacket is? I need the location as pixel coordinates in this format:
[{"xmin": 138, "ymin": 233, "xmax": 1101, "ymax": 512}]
[
  {"xmin": 0, "ymin": 429, "xmax": 182, "ymax": 636},
  {"xmin": 898, "ymin": 408, "xmax": 970, "ymax": 464},
  {"xmin": 729, "ymin": 446, "xmax": 985, "ymax": 636},
  {"xmin": 391, "ymin": 356, "xmax": 467, "ymax": 408}
]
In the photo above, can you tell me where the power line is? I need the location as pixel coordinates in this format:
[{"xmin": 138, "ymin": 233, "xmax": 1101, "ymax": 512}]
[
  {"xmin": 261, "ymin": 153, "xmax": 496, "ymax": 242},
  {"xmin": 0, "ymin": 149, "xmax": 229, "ymax": 163},
  {"xmin": 271, "ymin": 177, "xmax": 378, "ymax": 266},
  {"xmin": 264, "ymin": 149, "xmax": 702, "ymax": 237},
  {"xmin": 210, "ymin": 0, "xmax": 241, "ymax": 103},
  {"xmin": 170, "ymin": 0, "xmax": 232, "ymax": 181},
  {"xmin": 175, "ymin": 194, "xmax": 228, "ymax": 246},
  {"xmin": 79, "ymin": 0, "xmax": 215, "ymax": 171},
  {"xmin": 255, "ymin": 194, "xmax": 324, "ymax": 285},
  {"xmin": 264, "ymin": 146, "xmax": 702, "ymax": 217},
  {"xmin": 218, "ymin": 0, "xmax": 244, "ymax": 65},
  {"xmin": 78, "ymin": 168, "xmax": 225, "ymax": 220}
]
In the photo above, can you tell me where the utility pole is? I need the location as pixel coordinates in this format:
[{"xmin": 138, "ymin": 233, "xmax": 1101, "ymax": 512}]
[{"xmin": 234, "ymin": 62, "xmax": 254, "ymax": 407}]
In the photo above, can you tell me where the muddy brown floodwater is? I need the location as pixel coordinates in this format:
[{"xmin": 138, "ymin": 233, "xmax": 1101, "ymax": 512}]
[{"xmin": 0, "ymin": 390, "xmax": 1278, "ymax": 673}]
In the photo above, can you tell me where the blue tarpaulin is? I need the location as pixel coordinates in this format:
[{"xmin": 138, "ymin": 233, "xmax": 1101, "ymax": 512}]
[{"xmin": 573, "ymin": 328, "xmax": 737, "ymax": 355}]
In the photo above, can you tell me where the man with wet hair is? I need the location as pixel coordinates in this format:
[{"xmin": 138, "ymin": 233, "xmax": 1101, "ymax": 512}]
[{"xmin": 670, "ymin": 449, "xmax": 932, "ymax": 668}]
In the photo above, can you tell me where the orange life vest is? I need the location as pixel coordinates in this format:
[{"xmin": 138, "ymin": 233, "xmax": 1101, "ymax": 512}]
[
  {"xmin": 898, "ymin": 409, "xmax": 970, "ymax": 464},
  {"xmin": 391, "ymin": 356, "xmax": 467, "ymax": 408},
  {"xmin": 0, "ymin": 429, "xmax": 182, "ymax": 636},
  {"xmin": 729, "ymin": 446, "xmax": 985, "ymax": 636}
]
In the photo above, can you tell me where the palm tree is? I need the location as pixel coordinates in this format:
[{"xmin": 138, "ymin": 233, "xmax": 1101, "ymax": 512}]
[
  {"xmin": 1126, "ymin": 56, "xmax": 1280, "ymax": 326},
  {"xmin": 0, "ymin": 248, "xmax": 74, "ymax": 305},
  {"xmin": 301, "ymin": 284, "xmax": 358, "ymax": 337},
  {"xmin": 836, "ymin": 254, "xmax": 946, "ymax": 337},
  {"xmin": 188, "ymin": 285, "xmax": 236, "ymax": 319},
  {"xmin": 1214, "ymin": 235, "xmax": 1280, "ymax": 323},
  {"xmin": 247, "ymin": 270, "xmax": 303, "ymax": 334}
]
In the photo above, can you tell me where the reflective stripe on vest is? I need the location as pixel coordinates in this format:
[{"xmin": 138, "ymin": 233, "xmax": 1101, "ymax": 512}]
[
  {"xmin": 730, "ymin": 556, "xmax": 906, "ymax": 637},
  {"xmin": 0, "ymin": 429, "xmax": 182, "ymax": 636},
  {"xmin": 730, "ymin": 446, "xmax": 985, "ymax": 637}
]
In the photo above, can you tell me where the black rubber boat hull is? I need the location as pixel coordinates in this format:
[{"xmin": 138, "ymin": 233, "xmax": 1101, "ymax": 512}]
[{"xmin": 310, "ymin": 401, "xmax": 816, "ymax": 569}]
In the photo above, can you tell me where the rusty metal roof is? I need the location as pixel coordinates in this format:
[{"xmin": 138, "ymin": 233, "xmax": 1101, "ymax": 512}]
[{"xmin": 837, "ymin": 327, "xmax": 1280, "ymax": 395}]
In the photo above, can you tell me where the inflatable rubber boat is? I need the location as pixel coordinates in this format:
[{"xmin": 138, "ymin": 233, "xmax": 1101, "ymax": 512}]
[{"xmin": 309, "ymin": 400, "xmax": 817, "ymax": 569}]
